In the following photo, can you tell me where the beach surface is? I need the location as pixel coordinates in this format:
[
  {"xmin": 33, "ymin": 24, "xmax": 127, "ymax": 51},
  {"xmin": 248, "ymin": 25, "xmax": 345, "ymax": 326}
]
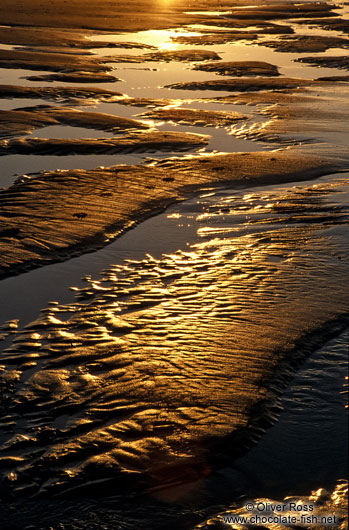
[{"xmin": 0, "ymin": 1, "xmax": 348, "ymax": 528}]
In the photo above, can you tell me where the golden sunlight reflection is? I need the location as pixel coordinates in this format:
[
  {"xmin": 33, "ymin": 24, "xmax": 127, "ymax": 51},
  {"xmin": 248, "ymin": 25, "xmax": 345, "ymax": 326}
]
[
  {"xmin": 88, "ymin": 27, "xmax": 200, "ymax": 51},
  {"xmin": 0, "ymin": 177, "xmax": 347, "ymax": 502},
  {"xmin": 145, "ymin": 29, "xmax": 200, "ymax": 51},
  {"xmin": 167, "ymin": 213, "xmax": 182, "ymax": 219},
  {"xmin": 342, "ymin": 375, "xmax": 348, "ymax": 409}
]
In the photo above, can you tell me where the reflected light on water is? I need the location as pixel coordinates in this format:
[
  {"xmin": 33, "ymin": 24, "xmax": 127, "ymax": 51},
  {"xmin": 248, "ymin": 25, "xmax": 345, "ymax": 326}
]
[
  {"xmin": 144, "ymin": 29, "xmax": 199, "ymax": 50},
  {"xmin": 158, "ymin": 40, "xmax": 179, "ymax": 51},
  {"xmin": 0, "ymin": 178, "xmax": 347, "ymax": 500},
  {"xmin": 89, "ymin": 27, "xmax": 200, "ymax": 51}
]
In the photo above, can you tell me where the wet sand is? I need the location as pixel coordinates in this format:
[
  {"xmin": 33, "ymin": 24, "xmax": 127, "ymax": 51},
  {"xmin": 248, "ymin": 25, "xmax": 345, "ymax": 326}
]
[
  {"xmin": 0, "ymin": 174, "xmax": 348, "ymax": 525},
  {"xmin": 0, "ymin": 0, "xmax": 348, "ymax": 528},
  {"xmin": 0, "ymin": 151, "xmax": 341, "ymax": 279},
  {"xmin": 2, "ymin": 0, "xmax": 335, "ymax": 33}
]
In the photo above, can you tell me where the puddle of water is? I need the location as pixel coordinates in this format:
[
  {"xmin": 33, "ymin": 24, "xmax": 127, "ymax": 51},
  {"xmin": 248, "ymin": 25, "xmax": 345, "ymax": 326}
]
[
  {"xmin": 0, "ymin": 68, "xmax": 61, "ymax": 85},
  {"xmin": 0, "ymin": 98, "xmax": 54, "ymax": 110},
  {"xmin": 107, "ymin": 61, "xmax": 227, "ymax": 95},
  {"xmin": 89, "ymin": 28, "xmax": 201, "ymax": 49},
  {"xmin": 31, "ymin": 125, "xmax": 116, "ymax": 139},
  {"xmin": 0, "ymin": 153, "xmax": 145, "ymax": 188}
]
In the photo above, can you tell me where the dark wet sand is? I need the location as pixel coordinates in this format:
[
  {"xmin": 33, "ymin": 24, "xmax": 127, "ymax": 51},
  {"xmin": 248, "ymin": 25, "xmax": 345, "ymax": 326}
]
[{"xmin": 0, "ymin": 0, "xmax": 348, "ymax": 527}]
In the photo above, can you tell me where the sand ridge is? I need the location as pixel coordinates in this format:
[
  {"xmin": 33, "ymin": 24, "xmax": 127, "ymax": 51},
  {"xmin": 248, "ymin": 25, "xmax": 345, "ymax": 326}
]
[{"xmin": 0, "ymin": 150, "xmax": 343, "ymax": 279}]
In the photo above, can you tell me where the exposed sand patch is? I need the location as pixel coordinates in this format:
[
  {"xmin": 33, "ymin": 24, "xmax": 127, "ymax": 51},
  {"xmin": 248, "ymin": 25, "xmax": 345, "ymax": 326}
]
[
  {"xmin": 16, "ymin": 46, "xmax": 95, "ymax": 56},
  {"xmin": 0, "ymin": 26, "xmax": 98, "ymax": 48},
  {"xmin": 295, "ymin": 17, "xmax": 349, "ymax": 34},
  {"xmin": 317, "ymin": 75, "xmax": 349, "ymax": 82},
  {"xmin": 24, "ymin": 72, "xmax": 121, "ymax": 83},
  {"xmin": 0, "ymin": 48, "xmax": 111, "ymax": 75},
  {"xmin": 234, "ymin": 95, "xmax": 349, "ymax": 144},
  {"xmin": 0, "ymin": 130, "xmax": 209, "ymax": 156},
  {"xmin": 0, "ymin": 110, "xmax": 56, "ymax": 139},
  {"xmin": 137, "ymin": 108, "xmax": 250, "ymax": 127},
  {"xmin": 165, "ymin": 77, "xmax": 321, "ymax": 92},
  {"xmin": 192, "ymin": 61, "xmax": 279, "ymax": 77},
  {"xmin": 196, "ymin": 20, "xmax": 294, "ymax": 34},
  {"xmin": 223, "ymin": 2, "xmax": 336, "ymax": 20},
  {"xmin": 0, "ymin": 26, "xmax": 156, "ymax": 49},
  {"xmin": 0, "ymin": 151, "xmax": 343, "ymax": 279},
  {"xmin": 105, "ymin": 49, "xmax": 221, "ymax": 64},
  {"xmin": 202, "ymin": 90, "xmax": 320, "ymax": 106},
  {"xmin": 295, "ymin": 55, "xmax": 349, "ymax": 72},
  {"xmin": 0, "ymin": 85, "xmax": 124, "ymax": 105},
  {"xmin": 115, "ymin": 96, "xmax": 185, "ymax": 108},
  {"xmin": 262, "ymin": 35, "xmax": 349, "ymax": 53},
  {"xmin": 0, "ymin": 106, "xmax": 150, "ymax": 139},
  {"xmin": 170, "ymin": 32, "xmax": 259, "ymax": 46}
]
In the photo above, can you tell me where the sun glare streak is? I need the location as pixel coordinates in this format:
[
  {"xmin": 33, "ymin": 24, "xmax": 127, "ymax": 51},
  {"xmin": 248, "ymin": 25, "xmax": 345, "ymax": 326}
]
[
  {"xmin": 144, "ymin": 29, "xmax": 200, "ymax": 50},
  {"xmin": 158, "ymin": 40, "xmax": 179, "ymax": 51}
]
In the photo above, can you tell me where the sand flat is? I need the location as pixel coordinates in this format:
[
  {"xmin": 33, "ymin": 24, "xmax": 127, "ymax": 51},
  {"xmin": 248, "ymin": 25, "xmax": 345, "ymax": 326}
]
[
  {"xmin": 105, "ymin": 49, "xmax": 221, "ymax": 64},
  {"xmin": 137, "ymin": 107, "xmax": 250, "ymax": 127},
  {"xmin": 192, "ymin": 60, "xmax": 280, "ymax": 77},
  {"xmin": 0, "ymin": 106, "xmax": 150, "ymax": 138},
  {"xmin": 0, "ymin": 48, "xmax": 111, "ymax": 74},
  {"xmin": 0, "ymin": 130, "xmax": 209, "ymax": 156},
  {"xmin": 0, "ymin": 84, "xmax": 124, "ymax": 104},
  {"xmin": 0, "ymin": 0, "xmax": 232, "ymax": 32},
  {"xmin": 166, "ymin": 76, "xmax": 323, "ymax": 92},
  {"xmin": 0, "ymin": 176, "xmax": 347, "ymax": 500},
  {"xmin": 296, "ymin": 55, "xmax": 349, "ymax": 72},
  {"xmin": 261, "ymin": 35, "xmax": 349, "ymax": 53},
  {"xmin": 0, "ymin": 151, "xmax": 342, "ymax": 279},
  {"xmin": 24, "ymin": 72, "xmax": 121, "ymax": 83},
  {"xmin": 0, "ymin": 0, "xmax": 348, "ymax": 522}
]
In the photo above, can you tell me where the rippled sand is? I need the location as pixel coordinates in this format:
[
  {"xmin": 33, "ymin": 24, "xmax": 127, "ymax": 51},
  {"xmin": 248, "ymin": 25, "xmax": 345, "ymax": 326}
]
[{"xmin": 0, "ymin": 0, "xmax": 348, "ymax": 528}]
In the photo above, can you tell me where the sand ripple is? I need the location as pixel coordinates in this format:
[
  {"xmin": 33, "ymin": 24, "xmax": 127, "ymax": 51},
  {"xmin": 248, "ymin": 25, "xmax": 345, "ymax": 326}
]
[{"xmin": 0, "ymin": 177, "xmax": 347, "ymax": 498}]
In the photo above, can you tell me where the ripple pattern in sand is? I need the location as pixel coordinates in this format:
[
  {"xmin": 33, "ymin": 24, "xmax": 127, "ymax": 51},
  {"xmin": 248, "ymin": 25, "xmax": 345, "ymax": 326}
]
[{"xmin": 0, "ymin": 177, "xmax": 348, "ymax": 498}]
